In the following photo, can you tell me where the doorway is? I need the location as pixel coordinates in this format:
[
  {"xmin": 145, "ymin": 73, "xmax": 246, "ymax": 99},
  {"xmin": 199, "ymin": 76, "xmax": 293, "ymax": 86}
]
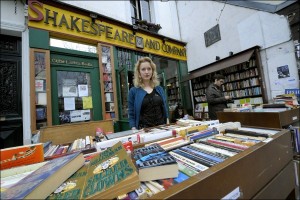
[{"xmin": 0, "ymin": 34, "xmax": 23, "ymax": 149}]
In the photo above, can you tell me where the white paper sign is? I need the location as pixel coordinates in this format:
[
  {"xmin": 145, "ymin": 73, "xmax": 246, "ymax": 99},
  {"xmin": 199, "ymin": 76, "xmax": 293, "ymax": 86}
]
[
  {"xmin": 64, "ymin": 97, "xmax": 75, "ymax": 111},
  {"xmin": 78, "ymin": 85, "xmax": 88, "ymax": 97},
  {"xmin": 222, "ymin": 187, "xmax": 241, "ymax": 200},
  {"xmin": 63, "ymin": 86, "xmax": 78, "ymax": 97},
  {"xmin": 70, "ymin": 110, "xmax": 82, "ymax": 122}
]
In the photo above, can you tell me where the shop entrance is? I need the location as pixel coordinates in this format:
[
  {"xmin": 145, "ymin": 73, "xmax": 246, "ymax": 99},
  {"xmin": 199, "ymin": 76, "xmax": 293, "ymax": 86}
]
[{"xmin": 0, "ymin": 35, "xmax": 23, "ymax": 148}]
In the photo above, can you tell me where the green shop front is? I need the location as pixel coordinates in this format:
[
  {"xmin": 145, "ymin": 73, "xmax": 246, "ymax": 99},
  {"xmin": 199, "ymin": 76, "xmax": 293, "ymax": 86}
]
[{"xmin": 28, "ymin": 0, "xmax": 189, "ymax": 132}]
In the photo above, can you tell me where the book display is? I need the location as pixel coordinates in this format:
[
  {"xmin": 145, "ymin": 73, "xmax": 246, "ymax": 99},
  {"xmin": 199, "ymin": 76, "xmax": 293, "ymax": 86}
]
[
  {"xmin": 1, "ymin": 152, "xmax": 85, "ymax": 199},
  {"xmin": 99, "ymin": 44, "xmax": 118, "ymax": 120},
  {"xmin": 30, "ymin": 48, "xmax": 52, "ymax": 131},
  {"xmin": 1, "ymin": 121, "xmax": 296, "ymax": 199},
  {"xmin": 191, "ymin": 49, "xmax": 266, "ymax": 120}
]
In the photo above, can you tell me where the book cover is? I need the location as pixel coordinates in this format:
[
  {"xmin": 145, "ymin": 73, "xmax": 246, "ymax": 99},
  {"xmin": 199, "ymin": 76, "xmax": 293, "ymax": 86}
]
[
  {"xmin": 0, "ymin": 143, "xmax": 44, "ymax": 170},
  {"xmin": 48, "ymin": 142, "xmax": 140, "ymax": 199},
  {"xmin": 1, "ymin": 152, "xmax": 85, "ymax": 199},
  {"xmin": 133, "ymin": 144, "xmax": 179, "ymax": 181}
]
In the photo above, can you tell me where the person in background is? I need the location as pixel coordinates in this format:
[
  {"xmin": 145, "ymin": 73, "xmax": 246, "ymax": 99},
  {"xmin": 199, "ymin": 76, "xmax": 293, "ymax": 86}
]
[
  {"xmin": 171, "ymin": 104, "xmax": 184, "ymax": 123},
  {"xmin": 128, "ymin": 57, "xmax": 169, "ymax": 130},
  {"xmin": 206, "ymin": 74, "xmax": 232, "ymax": 120}
]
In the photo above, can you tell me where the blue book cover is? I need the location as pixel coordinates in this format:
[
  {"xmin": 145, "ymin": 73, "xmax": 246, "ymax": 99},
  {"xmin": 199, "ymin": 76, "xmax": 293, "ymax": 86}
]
[{"xmin": 1, "ymin": 152, "xmax": 84, "ymax": 199}]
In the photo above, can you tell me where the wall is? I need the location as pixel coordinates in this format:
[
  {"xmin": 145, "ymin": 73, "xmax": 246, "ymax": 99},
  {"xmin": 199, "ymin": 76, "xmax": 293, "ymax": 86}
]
[
  {"xmin": 60, "ymin": 1, "xmax": 181, "ymax": 41},
  {"xmin": 1, "ymin": 0, "xmax": 31, "ymax": 145},
  {"xmin": 176, "ymin": 1, "xmax": 299, "ymax": 100}
]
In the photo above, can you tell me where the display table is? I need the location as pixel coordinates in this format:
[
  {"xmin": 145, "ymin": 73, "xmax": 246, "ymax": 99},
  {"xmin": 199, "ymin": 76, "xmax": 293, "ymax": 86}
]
[
  {"xmin": 217, "ymin": 108, "xmax": 299, "ymax": 128},
  {"xmin": 150, "ymin": 129, "xmax": 295, "ymax": 199}
]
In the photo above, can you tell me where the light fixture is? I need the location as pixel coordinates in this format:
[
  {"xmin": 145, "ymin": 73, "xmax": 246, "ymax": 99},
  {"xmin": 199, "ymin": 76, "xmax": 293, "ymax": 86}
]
[
  {"xmin": 216, "ymin": 56, "xmax": 220, "ymax": 60},
  {"xmin": 229, "ymin": 51, "xmax": 233, "ymax": 56},
  {"xmin": 90, "ymin": 13, "xmax": 97, "ymax": 22}
]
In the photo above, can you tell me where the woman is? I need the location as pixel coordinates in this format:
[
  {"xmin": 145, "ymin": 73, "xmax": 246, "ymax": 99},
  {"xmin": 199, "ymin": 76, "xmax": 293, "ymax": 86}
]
[{"xmin": 128, "ymin": 57, "xmax": 169, "ymax": 130}]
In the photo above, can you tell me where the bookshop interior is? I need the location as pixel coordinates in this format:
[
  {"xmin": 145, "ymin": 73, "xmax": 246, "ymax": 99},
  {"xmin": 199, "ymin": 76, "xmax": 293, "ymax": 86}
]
[{"xmin": 1, "ymin": 0, "xmax": 300, "ymax": 199}]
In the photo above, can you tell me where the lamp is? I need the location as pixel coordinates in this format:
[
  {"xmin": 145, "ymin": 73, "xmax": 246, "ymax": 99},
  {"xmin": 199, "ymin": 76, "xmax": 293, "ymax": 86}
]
[
  {"xmin": 229, "ymin": 51, "xmax": 233, "ymax": 56},
  {"xmin": 90, "ymin": 13, "xmax": 97, "ymax": 22},
  {"xmin": 216, "ymin": 56, "xmax": 220, "ymax": 60}
]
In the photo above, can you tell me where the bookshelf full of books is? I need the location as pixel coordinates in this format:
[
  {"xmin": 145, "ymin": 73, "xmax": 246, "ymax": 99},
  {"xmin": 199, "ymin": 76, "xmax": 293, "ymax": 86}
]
[
  {"xmin": 99, "ymin": 44, "xmax": 118, "ymax": 120},
  {"xmin": 192, "ymin": 50, "xmax": 266, "ymax": 120},
  {"xmin": 167, "ymin": 77, "xmax": 181, "ymax": 108},
  {"xmin": 30, "ymin": 48, "xmax": 52, "ymax": 131}
]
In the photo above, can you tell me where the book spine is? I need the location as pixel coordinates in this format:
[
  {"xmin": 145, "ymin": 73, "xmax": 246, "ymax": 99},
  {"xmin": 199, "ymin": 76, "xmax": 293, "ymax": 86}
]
[
  {"xmin": 207, "ymin": 139, "xmax": 248, "ymax": 150},
  {"xmin": 191, "ymin": 143, "xmax": 236, "ymax": 157},
  {"xmin": 180, "ymin": 146, "xmax": 221, "ymax": 165},
  {"xmin": 224, "ymin": 129, "xmax": 269, "ymax": 138},
  {"xmin": 186, "ymin": 145, "xmax": 230, "ymax": 160},
  {"xmin": 174, "ymin": 148, "xmax": 215, "ymax": 167},
  {"xmin": 198, "ymin": 140, "xmax": 242, "ymax": 153},
  {"xmin": 169, "ymin": 151, "xmax": 208, "ymax": 171},
  {"xmin": 177, "ymin": 161, "xmax": 199, "ymax": 177}
]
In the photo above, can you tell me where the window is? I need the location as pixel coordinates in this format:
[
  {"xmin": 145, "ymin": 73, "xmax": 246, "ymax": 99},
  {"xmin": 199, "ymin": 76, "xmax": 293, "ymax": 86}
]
[{"xmin": 130, "ymin": 0, "xmax": 151, "ymax": 23}]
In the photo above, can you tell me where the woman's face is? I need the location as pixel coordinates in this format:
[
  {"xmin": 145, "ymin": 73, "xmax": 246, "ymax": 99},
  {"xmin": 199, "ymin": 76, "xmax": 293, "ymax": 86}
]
[{"xmin": 139, "ymin": 61, "xmax": 153, "ymax": 82}]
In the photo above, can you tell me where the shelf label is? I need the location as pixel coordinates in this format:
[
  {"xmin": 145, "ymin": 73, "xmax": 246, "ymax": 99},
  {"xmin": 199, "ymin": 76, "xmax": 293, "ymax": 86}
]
[{"xmin": 222, "ymin": 187, "xmax": 241, "ymax": 200}]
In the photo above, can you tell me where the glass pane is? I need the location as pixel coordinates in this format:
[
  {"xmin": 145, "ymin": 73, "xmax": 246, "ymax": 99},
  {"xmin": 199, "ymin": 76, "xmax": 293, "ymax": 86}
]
[
  {"xmin": 140, "ymin": 0, "xmax": 151, "ymax": 22},
  {"xmin": 56, "ymin": 71, "xmax": 93, "ymax": 124},
  {"xmin": 34, "ymin": 52, "xmax": 47, "ymax": 129}
]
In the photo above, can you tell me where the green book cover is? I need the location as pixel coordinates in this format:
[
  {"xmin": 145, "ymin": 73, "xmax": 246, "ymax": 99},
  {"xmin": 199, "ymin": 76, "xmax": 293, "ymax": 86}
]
[{"xmin": 47, "ymin": 142, "xmax": 139, "ymax": 199}]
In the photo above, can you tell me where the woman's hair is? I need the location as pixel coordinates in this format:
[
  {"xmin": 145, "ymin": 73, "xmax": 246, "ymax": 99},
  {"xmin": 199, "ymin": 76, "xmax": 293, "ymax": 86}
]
[{"xmin": 133, "ymin": 57, "xmax": 160, "ymax": 88}]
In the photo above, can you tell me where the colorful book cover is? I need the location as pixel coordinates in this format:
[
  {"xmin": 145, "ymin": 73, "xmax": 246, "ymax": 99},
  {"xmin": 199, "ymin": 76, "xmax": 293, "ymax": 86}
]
[
  {"xmin": 1, "ymin": 152, "xmax": 84, "ymax": 199},
  {"xmin": 0, "ymin": 143, "xmax": 44, "ymax": 170},
  {"xmin": 48, "ymin": 142, "xmax": 140, "ymax": 199},
  {"xmin": 132, "ymin": 143, "xmax": 165, "ymax": 160}
]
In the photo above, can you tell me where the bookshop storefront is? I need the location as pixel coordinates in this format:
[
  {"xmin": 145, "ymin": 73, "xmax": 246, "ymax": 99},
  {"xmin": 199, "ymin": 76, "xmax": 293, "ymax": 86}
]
[{"xmin": 28, "ymin": 0, "xmax": 188, "ymax": 132}]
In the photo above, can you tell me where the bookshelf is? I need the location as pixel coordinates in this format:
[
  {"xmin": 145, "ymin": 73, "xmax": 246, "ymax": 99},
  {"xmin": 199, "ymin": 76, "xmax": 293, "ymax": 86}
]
[
  {"xmin": 191, "ymin": 51, "xmax": 266, "ymax": 120},
  {"xmin": 30, "ymin": 48, "xmax": 52, "ymax": 131},
  {"xmin": 166, "ymin": 77, "xmax": 181, "ymax": 107},
  {"xmin": 99, "ymin": 44, "xmax": 118, "ymax": 120}
]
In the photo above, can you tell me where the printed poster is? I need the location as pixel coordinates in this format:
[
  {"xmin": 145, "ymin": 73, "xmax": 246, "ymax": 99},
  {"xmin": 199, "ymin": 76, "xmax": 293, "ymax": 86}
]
[
  {"xmin": 64, "ymin": 97, "xmax": 75, "ymax": 111},
  {"xmin": 63, "ymin": 86, "xmax": 78, "ymax": 97},
  {"xmin": 78, "ymin": 85, "xmax": 88, "ymax": 97},
  {"xmin": 82, "ymin": 96, "xmax": 93, "ymax": 109}
]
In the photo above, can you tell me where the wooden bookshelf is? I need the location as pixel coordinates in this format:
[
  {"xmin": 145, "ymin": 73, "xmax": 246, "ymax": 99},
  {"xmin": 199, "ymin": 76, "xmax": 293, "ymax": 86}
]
[
  {"xmin": 98, "ymin": 44, "xmax": 118, "ymax": 120},
  {"xmin": 30, "ymin": 48, "xmax": 52, "ymax": 131},
  {"xmin": 190, "ymin": 47, "xmax": 267, "ymax": 120},
  {"xmin": 39, "ymin": 120, "xmax": 114, "ymax": 145}
]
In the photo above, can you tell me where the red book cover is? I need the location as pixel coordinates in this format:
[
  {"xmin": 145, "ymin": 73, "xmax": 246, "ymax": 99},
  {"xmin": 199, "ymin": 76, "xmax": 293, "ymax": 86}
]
[{"xmin": 0, "ymin": 143, "xmax": 44, "ymax": 170}]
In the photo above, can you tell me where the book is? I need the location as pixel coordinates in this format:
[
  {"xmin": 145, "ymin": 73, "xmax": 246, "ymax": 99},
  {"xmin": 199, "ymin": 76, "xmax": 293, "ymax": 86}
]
[
  {"xmin": 133, "ymin": 143, "xmax": 179, "ymax": 181},
  {"xmin": 0, "ymin": 162, "xmax": 48, "ymax": 193},
  {"xmin": 1, "ymin": 152, "xmax": 85, "ymax": 199},
  {"xmin": 48, "ymin": 142, "xmax": 140, "ymax": 199},
  {"xmin": 0, "ymin": 143, "xmax": 44, "ymax": 170}
]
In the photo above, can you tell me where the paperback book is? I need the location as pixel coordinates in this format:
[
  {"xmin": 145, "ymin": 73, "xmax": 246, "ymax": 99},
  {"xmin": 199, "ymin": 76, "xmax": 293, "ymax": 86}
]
[
  {"xmin": 48, "ymin": 142, "xmax": 140, "ymax": 199},
  {"xmin": 1, "ymin": 152, "xmax": 85, "ymax": 199},
  {"xmin": 133, "ymin": 143, "xmax": 179, "ymax": 181}
]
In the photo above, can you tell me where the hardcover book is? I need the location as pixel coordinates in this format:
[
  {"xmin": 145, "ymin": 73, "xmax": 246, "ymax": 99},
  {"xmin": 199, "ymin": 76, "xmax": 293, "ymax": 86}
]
[
  {"xmin": 133, "ymin": 143, "xmax": 179, "ymax": 181},
  {"xmin": 0, "ymin": 143, "xmax": 44, "ymax": 170},
  {"xmin": 48, "ymin": 142, "xmax": 140, "ymax": 199},
  {"xmin": 1, "ymin": 152, "xmax": 85, "ymax": 199}
]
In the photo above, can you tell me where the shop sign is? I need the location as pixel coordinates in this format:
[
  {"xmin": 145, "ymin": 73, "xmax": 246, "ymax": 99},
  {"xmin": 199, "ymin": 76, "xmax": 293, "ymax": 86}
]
[{"xmin": 28, "ymin": 0, "xmax": 187, "ymax": 61}]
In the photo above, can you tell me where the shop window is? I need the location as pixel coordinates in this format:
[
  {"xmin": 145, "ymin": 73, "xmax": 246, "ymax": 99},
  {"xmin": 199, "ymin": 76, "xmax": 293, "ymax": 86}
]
[
  {"xmin": 130, "ymin": 0, "xmax": 152, "ymax": 24},
  {"xmin": 56, "ymin": 71, "xmax": 93, "ymax": 124}
]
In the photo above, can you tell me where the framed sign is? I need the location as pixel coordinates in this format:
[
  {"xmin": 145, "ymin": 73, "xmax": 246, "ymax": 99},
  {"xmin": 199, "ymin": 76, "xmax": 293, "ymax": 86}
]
[{"xmin": 204, "ymin": 24, "xmax": 221, "ymax": 47}]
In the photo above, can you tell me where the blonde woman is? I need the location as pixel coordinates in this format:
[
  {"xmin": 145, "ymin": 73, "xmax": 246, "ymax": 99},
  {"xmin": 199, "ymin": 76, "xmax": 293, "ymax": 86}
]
[{"xmin": 128, "ymin": 57, "xmax": 169, "ymax": 130}]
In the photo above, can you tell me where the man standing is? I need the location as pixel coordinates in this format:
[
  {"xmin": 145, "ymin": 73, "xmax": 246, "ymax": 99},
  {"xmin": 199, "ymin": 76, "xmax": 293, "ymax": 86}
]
[{"xmin": 206, "ymin": 74, "xmax": 232, "ymax": 120}]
